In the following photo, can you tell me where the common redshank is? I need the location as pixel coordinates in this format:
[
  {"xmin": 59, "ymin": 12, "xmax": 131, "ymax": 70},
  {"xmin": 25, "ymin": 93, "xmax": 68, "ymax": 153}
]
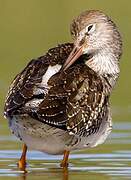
[{"xmin": 4, "ymin": 10, "xmax": 122, "ymax": 171}]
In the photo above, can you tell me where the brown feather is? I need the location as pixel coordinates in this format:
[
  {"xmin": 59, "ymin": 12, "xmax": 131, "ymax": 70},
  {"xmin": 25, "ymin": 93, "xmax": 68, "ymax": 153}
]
[{"xmin": 4, "ymin": 43, "xmax": 109, "ymax": 136}]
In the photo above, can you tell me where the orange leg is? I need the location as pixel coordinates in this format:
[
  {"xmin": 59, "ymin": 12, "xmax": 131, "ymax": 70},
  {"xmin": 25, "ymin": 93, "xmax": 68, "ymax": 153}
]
[
  {"xmin": 18, "ymin": 144, "xmax": 27, "ymax": 171},
  {"xmin": 60, "ymin": 150, "xmax": 70, "ymax": 168}
]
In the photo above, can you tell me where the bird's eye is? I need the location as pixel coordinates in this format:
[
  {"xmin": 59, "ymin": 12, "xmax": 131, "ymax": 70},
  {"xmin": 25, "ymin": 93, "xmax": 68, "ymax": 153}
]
[
  {"xmin": 85, "ymin": 24, "xmax": 96, "ymax": 35},
  {"xmin": 88, "ymin": 24, "xmax": 93, "ymax": 32}
]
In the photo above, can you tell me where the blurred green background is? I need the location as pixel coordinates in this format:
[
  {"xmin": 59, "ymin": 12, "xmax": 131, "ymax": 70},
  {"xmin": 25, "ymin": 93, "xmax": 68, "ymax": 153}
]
[{"xmin": 0, "ymin": 0, "xmax": 131, "ymax": 127}]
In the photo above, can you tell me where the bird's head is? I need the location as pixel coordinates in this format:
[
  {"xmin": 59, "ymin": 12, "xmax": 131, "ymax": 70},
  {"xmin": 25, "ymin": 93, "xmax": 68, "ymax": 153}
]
[{"xmin": 63, "ymin": 10, "xmax": 122, "ymax": 75}]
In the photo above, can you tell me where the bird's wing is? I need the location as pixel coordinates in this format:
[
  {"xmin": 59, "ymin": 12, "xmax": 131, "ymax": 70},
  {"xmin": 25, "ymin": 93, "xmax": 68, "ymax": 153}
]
[
  {"xmin": 35, "ymin": 64, "xmax": 108, "ymax": 135},
  {"xmin": 4, "ymin": 58, "xmax": 49, "ymax": 117},
  {"xmin": 4, "ymin": 43, "xmax": 73, "ymax": 118},
  {"xmin": 4, "ymin": 43, "xmax": 108, "ymax": 135}
]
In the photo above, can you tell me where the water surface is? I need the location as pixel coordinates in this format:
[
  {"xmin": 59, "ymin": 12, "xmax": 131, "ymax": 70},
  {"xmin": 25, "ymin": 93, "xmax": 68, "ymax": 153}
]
[{"xmin": 0, "ymin": 122, "xmax": 131, "ymax": 180}]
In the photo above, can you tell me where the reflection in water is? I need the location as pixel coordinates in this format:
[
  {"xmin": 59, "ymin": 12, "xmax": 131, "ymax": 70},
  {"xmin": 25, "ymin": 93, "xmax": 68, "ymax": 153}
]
[
  {"xmin": 0, "ymin": 122, "xmax": 131, "ymax": 180},
  {"xmin": 19, "ymin": 174, "xmax": 26, "ymax": 180},
  {"xmin": 0, "ymin": 150, "xmax": 131, "ymax": 179},
  {"xmin": 63, "ymin": 168, "xmax": 68, "ymax": 180},
  {"xmin": 18, "ymin": 168, "xmax": 69, "ymax": 180}
]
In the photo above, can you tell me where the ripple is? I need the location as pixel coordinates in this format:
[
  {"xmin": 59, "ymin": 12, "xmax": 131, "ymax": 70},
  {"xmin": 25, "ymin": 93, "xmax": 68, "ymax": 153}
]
[{"xmin": 0, "ymin": 150, "xmax": 131, "ymax": 160}]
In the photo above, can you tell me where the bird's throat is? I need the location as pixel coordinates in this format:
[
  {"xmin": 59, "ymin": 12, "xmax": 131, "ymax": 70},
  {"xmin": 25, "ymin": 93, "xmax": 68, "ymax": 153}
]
[{"xmin": 85, "ymin": 52, "xmax": 120, "ymax": 77}]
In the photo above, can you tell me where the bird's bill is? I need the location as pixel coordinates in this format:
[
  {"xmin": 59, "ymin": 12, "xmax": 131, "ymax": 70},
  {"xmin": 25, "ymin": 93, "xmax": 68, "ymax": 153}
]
[{"xmin": 62, "ymin": 45, "xmax": 83, "ymax": 71}]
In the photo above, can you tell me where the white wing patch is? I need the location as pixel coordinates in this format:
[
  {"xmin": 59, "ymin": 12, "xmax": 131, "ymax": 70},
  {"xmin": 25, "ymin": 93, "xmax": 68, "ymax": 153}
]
[
  {"xmin": 25, "ymin": 99, "xmax": 43, "ymax": 108},
  {"xmin": 33, "ymin": 64, "xmax": 62, "ymax": 96},
  {"xmin": 41, "ymin": 64, "xmax": 62, "ymax": 86}
]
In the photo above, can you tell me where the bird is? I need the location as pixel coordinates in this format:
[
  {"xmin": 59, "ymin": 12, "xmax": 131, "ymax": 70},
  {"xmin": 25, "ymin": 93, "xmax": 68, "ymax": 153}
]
[{"xmin": 4, "ymin": 10, "xmax": 122, "ymax": 171}]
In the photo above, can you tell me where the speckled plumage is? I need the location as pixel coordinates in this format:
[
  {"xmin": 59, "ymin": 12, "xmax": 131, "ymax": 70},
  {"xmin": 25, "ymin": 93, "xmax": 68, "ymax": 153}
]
[
  {"xmin": 4, "ymin": 10, "xmax": 122, "ymax": 156},
  {"xmin": 5, "ymin": 43, "xmax": 109, "ymax": 134}
]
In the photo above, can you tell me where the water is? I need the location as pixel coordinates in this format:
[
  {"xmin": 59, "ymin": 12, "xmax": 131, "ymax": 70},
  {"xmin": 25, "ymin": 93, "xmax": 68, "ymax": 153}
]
[{"xmin": 0, "ymin": 122, "xmax": 130, "ymax": 179}]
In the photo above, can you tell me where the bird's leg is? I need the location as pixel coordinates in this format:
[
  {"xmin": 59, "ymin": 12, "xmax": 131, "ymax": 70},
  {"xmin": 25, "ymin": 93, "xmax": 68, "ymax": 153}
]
[
  {"xmin": 18, "ymin": 144, "xmax": 27, "ymax": 171},
  {"xmin": 60, "ymin": 150, "xmax": 70, "ymax": 168}
]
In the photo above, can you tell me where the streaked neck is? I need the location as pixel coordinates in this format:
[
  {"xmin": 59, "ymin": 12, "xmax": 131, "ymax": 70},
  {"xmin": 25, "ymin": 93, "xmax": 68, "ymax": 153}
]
[
  {"xmin": 86, "ymin": 50, "xmax": 120, "ymax": 76},
  {"xmin": 85, "ymin": 50, "xmax": 120, "ymax": 89}
]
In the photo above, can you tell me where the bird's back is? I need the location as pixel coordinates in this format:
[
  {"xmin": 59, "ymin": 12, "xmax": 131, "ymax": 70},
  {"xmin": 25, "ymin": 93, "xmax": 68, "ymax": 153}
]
[{"xmin": 4, "ymin": 43, "xmax": 110, "ymax": 137}]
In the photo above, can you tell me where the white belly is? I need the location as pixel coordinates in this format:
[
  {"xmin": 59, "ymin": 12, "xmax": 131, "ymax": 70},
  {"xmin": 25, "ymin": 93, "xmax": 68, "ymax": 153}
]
[
  {"xmin": 9, "ymin": 113, "xmax": 112, "ymax": 155},
  {"xmin": 9, "ymin": 115, "xmax": 73, "ymax": 154}
]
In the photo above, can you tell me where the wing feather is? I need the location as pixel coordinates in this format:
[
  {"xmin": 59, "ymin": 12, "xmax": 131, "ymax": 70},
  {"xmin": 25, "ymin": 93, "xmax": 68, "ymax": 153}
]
[{"xmin": 4, "ymin": 43, "xmax": 109, "ymax": 136}]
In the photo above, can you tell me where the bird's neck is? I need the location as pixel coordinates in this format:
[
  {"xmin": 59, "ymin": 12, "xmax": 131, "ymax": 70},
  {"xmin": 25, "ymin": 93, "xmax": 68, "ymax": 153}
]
[{"xmin": 85, "ymin": 50, "xmax": 120, "ymax": 89}]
